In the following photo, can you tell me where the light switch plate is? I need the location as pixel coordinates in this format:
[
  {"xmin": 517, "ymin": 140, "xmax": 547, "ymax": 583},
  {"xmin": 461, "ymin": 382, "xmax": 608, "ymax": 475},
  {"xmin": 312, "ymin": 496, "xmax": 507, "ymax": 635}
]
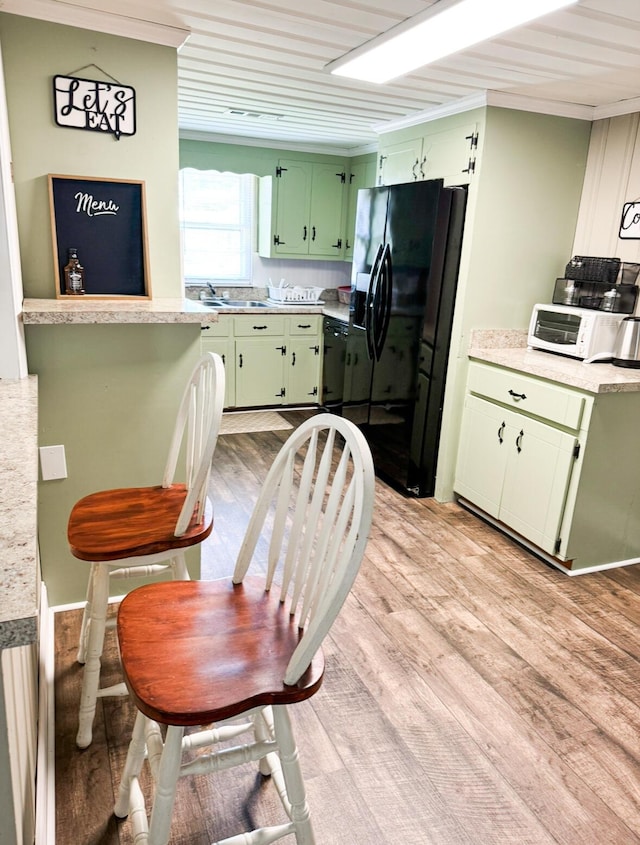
[{"xmin": 40, "ymin": 445, "xmax": 68, "ymax": 480}]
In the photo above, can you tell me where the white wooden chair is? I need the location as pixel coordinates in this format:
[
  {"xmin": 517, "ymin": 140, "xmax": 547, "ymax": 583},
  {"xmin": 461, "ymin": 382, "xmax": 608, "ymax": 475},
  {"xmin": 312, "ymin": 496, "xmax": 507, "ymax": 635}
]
[
  {"xmin": 67, "ymin": 352, "xmax": 225, "ymax": 749},
  {"xmin": 113, "ymin": 413, "xmax": 375, "ymax": 845}
]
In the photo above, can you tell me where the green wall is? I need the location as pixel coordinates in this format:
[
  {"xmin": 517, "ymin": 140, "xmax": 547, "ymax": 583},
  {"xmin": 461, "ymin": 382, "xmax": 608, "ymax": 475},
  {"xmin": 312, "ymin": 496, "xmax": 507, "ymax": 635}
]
[
  {"xmin": 26, "ymin": 325, "xmax": 201, "ymax": 605},
  {"xmin": 0, "ymin": 13, "xmax": 181, "ymax": 299},
  {"xmin": 0, "ymin": 14, "xmax": 202, "ymax": 604}
]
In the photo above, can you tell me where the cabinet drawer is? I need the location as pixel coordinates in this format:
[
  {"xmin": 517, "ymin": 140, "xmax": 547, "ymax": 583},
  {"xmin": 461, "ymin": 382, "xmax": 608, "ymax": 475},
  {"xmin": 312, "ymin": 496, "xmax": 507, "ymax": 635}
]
[
  {"xmin": 200, "ymin": 315, "xmax": 231, "ymax": 337},
  {"xmin": 233, "ymin": 315, "xmax": 286, "ymax": 336},
  {"xmin": 287, "ymin": 316, "xmax": 321, "ymax": 336},
  {"xmin": 467, "ymin": 362, "xmax": 586, "ymax": 430}
]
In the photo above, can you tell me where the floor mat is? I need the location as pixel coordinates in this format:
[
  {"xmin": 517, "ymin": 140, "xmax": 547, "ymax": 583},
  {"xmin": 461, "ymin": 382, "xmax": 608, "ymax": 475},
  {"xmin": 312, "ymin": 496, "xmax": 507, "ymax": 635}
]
[{"xmin": 219, "ymin": 410, "xmax": 294, "ymax": 435}]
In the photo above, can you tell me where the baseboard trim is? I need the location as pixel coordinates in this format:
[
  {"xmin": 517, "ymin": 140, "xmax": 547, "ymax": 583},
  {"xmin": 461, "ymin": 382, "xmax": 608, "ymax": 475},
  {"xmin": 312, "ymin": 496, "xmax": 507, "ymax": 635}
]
[
  {"xmin": 35, "ymin": 583, "xmax": 55, "ymax": 845},
  {"xmin": 457, "ymin": 498, "xmax": 640, "ymax": 576}
]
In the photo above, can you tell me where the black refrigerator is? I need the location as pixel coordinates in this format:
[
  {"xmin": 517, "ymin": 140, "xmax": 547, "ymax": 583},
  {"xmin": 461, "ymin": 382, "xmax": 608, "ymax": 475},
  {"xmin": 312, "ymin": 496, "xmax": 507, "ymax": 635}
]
[{"xmin": 341, "ymin": 179, "xmax": 467, "ymax": 497}]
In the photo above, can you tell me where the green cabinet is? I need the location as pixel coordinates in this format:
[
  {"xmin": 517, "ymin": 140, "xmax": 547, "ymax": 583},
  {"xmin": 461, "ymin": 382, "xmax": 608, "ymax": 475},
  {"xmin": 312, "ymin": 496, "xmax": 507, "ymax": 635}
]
[
  {"xmin": 259, "ymin": 159, "xmax": 347, "ymax": 259},
  {"xmin": 456, "ymin": 392, "xmax": 577, "ymax": 554},
  {"xmin": 200, "ymin": 317, "xmax": 235, "ymax": 408},
  {"xmin": 378, "ymin": 122, "xmax": 478, "ymax": 186},
  {"xmin": 287, "ymin": 317, "xmax": 322, "ymax": 404},
  {"xmin": 344, "ymin": 159, "xmax": 377, "ymax": 260},
  {"xmin": 201, "ymin": 313, "xmax": 322, "ymax": 410},
  {"xmin": 455, "ymin": 360, "xmax": 640, "ymax": 573}
]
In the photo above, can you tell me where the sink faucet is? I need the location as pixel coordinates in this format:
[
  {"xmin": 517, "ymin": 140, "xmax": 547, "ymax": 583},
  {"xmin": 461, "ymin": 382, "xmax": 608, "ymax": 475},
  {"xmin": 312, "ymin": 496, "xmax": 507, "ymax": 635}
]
[{"xmin": 207, "ymin": 282, "xmax": 217, "ymax": 296}]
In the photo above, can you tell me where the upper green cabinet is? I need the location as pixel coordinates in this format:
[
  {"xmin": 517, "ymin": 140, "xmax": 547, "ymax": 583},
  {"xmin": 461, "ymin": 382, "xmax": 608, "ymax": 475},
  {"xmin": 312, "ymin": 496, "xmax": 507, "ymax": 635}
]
[
  {"xmin": 259, "ymin": 159, "xmax": 347, "ymax": 259},
  {"xmin": 344, "ymin": 159, "xmax": 377, "ymax": 260},
  {"xmin": 378, "ymin": 123, "xmax": 479, "ymax": 187}
]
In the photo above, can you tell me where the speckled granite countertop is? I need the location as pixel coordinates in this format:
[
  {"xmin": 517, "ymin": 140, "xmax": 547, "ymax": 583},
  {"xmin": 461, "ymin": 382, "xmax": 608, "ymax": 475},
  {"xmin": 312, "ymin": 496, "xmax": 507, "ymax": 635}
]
[
  {"xmin": 21, "ymin": 297, "xmax": 351, "ymax": 324},
  {"xmin": 468, "ymin": 329, "xmax": 640, "ymax": 394},
  {"xmin": 0, "ymin": 376, "xmax": 39, "ymax": 648},
  {"xmin": 22, "ymin": 297, "xmax": 221, "ymax": 324}
]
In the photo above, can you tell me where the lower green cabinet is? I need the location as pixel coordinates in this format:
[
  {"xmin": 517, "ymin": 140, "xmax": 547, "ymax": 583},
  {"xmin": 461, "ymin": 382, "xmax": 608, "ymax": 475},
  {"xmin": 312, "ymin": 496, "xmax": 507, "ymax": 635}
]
[
  {"xmin": 200, "ymin": 318, "xmax": 235, "ymax": 408},
  {"xmin": 201, "ymin": 314, "xmax": 322, "ymax": 409},
  {"xmin": 454, "ymin": 360, "xmax": 640, "ymax": 573}
]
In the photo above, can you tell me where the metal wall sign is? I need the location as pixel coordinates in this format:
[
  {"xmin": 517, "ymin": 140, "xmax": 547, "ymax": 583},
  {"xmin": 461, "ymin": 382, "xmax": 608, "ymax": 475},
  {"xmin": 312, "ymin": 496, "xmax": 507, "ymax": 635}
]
[{"xmin": 53, "ymin": 74, "xmax": 136, "ymax": 140}]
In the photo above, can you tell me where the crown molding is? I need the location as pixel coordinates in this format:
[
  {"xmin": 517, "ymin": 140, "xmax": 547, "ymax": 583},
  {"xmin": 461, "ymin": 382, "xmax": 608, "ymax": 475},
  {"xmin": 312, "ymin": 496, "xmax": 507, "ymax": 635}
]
[
  {"xmin": 0, "ymin": 0, "xmax": 190, "ymax": 48},
  {"xmin": 179, "ymin": 130, "xmax": 377, "ymax": 158},
  {"xmin": 373, "ymin": 90, "xmax": 600, "ymax": 135}
]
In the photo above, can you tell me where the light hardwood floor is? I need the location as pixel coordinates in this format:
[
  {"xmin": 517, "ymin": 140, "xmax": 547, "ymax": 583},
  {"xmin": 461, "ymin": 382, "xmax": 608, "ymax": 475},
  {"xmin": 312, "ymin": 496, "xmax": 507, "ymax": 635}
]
[{"xmin": 55, "ymin": 416, "xmax": 640, "ymax": 844}]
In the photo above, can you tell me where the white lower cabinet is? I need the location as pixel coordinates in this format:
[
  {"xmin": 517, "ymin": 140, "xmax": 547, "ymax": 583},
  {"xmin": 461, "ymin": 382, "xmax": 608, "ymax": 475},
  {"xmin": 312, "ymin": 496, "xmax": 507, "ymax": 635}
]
[
  {"xmin": 455, "ymin": 361, "xmax": 640, "ymax": 572},
  {"xmin": 201, "ymin": 314, "xmax": 322, "ymax": 410}
]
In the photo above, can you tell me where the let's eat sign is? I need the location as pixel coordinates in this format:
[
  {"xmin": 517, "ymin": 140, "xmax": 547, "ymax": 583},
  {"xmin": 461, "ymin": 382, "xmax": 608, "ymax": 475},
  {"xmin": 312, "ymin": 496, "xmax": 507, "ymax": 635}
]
[{"xmin": 53, "ymin": 74, "xmax": 136, "ymax": 140}]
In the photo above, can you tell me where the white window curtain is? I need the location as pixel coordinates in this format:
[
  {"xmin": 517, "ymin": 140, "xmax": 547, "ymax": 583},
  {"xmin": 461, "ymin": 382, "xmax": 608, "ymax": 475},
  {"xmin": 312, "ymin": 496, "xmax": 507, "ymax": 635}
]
[{"xmin": 179, "ymin": 168, "xmax": 256, "ymax": 284}]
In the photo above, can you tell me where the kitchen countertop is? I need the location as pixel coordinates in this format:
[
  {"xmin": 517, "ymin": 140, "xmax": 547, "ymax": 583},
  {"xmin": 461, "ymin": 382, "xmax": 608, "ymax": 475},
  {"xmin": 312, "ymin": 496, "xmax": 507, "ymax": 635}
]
[
  {"xmin": 22, "ymin": 297, "xmax": 221, "ymax": 324},
  {"xmin": 22, "ymin": 297, "xmax": 351, "ymax": 324},
  {"xmin": 0, "ymin": 376, "xmax": 39, "ymax": 648},
  {"xmin": 468, "ymin": 329, "xmax": 640, "ymax": 394}
]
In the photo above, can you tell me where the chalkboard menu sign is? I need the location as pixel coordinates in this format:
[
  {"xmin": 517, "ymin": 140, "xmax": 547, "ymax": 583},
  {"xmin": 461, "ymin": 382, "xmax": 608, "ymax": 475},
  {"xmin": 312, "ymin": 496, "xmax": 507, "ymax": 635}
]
[{"xmin": 48, "ymin": 174, "xmax": 150, "ymax": 298}]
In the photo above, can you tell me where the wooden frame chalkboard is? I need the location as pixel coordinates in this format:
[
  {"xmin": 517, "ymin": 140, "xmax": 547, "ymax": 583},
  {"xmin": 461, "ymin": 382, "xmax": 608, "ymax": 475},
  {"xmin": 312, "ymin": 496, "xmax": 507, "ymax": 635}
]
[{"xmin": 48, "ymin": 174, "xmax": 151, "ymax": 299}]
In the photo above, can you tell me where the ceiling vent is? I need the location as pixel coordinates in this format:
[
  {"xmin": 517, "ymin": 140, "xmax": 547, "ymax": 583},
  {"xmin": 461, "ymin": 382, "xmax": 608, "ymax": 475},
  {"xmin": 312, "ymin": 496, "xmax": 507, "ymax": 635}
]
[{"xmin": 225, "ymin": 109, "xmax": 284, "ymax": 121}]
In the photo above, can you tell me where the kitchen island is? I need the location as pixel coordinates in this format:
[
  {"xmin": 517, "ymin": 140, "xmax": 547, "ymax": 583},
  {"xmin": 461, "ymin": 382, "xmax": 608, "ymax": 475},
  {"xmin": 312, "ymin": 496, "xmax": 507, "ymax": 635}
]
[{"xmin": 455, "ymin": 330, "xmax": 640, "ymax": 574}]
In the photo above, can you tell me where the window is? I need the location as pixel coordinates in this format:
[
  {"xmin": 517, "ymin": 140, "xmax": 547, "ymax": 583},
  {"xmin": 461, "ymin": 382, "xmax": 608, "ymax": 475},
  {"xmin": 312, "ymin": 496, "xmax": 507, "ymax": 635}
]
[{"xmin": 179, "ymin": 168, "xmax": 256, "ymax": 284}]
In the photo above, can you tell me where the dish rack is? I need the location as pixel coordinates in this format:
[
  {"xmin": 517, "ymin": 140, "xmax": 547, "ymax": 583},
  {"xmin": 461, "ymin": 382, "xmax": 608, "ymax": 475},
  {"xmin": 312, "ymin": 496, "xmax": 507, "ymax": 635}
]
[{"xmin": 267, "ymin": 284, "xmax": 323, "ymax": 303}]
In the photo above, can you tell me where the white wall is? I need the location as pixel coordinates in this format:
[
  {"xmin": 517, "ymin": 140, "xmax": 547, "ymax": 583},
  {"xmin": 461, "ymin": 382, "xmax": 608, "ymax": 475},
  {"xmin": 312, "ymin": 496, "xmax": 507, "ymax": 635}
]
[{"xmin": 573, "ymin": 113, "xmax": 640, "ymax": 270}]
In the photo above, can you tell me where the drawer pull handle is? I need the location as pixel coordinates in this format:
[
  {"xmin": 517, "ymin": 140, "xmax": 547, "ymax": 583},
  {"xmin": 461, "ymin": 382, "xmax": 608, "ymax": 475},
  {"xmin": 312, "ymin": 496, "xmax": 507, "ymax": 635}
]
[
  {"xmin": 516, "ymin": 430, "xmax": 524, "ymax": 453},
  {"xmin": 497, "ymin": 422, "xmax": 505, "ymax": 444},
  {"xmin": 239, "ymin": 353, "xmax": 243, "ymax": 368},
  {"xmin": 253, "ymin": 325, "xmax": 268, "ymax": 331},
  {"xmin": 297, "ymin": 324, "xmax": 312, "ymax": 329},
  {"xmin": 508, "ymin": 389, "xmax": 527, "ymax": 401}
]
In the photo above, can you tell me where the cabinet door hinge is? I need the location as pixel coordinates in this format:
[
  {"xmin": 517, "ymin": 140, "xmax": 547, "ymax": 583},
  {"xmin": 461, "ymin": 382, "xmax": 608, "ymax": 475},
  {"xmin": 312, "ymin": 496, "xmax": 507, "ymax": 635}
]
[
  {"xmin": 554, "ymin": 538, "xmax": 562, "ymax": 555},
  {"xmin": 573, "ymin": 443, "xmax": 581, "ymax": 459},
  {"xmin": 309, "ymin": 386, "xmax": 319, "ymax": 397},
  {"xmin": 311, "ymin": 344, "xmax": 320, "ymax": 356},
  {"xmin": 275, "ymin": 166, "xmax": 287, "ymax": 177},
  {"xmin": 462, "ymin": 157, "xmax": 476, "ymax": 175},
  {"xmin": 337, "ymin": 171, "xmax": 346, "ymax": 183},
  {"xmin": 332, "ymin": 238, "xmax": 343, "ymax": 249},
  {"xmin": 273, "ymin": 234, "xmax": 285, "ymax": 246},
  {"xmin": 466, "ymin": 131, "xmax": 479, "ymax": 149},
  {"xmin": 277, "ymin": 387, "xmax": 286, "ymax": 398}
]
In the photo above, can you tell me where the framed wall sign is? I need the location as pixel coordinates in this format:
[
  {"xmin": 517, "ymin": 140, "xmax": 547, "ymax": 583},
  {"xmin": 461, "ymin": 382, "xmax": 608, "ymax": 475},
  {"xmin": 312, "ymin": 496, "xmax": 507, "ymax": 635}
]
[
  {"xmin": 619, "ymin": 201, "xmax": 640, "ymax": 240},
  {"xmin": 48, "ymin": 174, "xmax": 150, "ymax": 299},
  {"xmin": 53, "ymin": 74, "xmax": 136, "ymax": 140}
]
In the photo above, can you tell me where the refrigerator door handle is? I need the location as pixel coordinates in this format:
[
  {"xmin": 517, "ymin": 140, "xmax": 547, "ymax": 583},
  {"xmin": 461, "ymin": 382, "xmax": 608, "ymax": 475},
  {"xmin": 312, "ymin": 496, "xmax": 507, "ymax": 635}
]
[
  {"xmin": 373, "ymin": 243, "xmax": 393, "ymax": 361},
  {"xmin": 365, "ymin": 243, "xmax": 384, "ymax": 361}
]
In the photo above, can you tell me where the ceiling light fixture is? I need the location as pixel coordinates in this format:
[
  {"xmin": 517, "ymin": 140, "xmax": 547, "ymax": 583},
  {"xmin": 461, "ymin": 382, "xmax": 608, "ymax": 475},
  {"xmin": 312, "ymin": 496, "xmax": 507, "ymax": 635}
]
[{"xmin": 326, "ymin": 0, "xmax": 578, "ymax": 84}]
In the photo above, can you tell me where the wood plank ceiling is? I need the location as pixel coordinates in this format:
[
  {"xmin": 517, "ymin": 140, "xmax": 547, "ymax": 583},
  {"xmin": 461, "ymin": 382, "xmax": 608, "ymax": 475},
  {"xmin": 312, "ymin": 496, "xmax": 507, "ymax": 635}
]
[{"xmin": 7, "ymin": 0, "xmax": 640, "ymax": 152}]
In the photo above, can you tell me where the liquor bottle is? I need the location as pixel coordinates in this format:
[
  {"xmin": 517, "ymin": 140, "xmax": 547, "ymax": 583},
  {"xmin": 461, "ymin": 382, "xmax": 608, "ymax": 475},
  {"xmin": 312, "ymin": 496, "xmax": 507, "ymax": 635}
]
[{"xmin": 64, "ymin": 248, "xmax": 85, "ymax": 295}]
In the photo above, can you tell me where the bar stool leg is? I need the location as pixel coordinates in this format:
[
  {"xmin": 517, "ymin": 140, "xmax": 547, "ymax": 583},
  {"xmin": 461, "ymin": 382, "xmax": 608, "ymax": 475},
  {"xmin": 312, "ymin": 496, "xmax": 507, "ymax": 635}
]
[
  {"xmin": 148, "ymin": 725, "xmax": 185, "ymax": 845},
  {"xmin": 76, "ymin": 562, "xmax": 96, "ymax": 664},
  {"xmin": 272, "ymin": 705, "xmax": 316, "ymax": 845},
  {"xmin": 76, "ymin": 563, "xmax": 109, "ymax": 749}
]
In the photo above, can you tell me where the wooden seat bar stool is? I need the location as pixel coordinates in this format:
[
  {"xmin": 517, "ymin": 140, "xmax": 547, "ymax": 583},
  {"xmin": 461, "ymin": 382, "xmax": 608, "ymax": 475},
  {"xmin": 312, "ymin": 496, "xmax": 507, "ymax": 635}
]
[
  {"xmin": 67, "ymin": 352, "xmax": 225, "ymax": 749},
  {"xmin": 113, "ymin": 414, "xmax": 375, "ymax": 845}
]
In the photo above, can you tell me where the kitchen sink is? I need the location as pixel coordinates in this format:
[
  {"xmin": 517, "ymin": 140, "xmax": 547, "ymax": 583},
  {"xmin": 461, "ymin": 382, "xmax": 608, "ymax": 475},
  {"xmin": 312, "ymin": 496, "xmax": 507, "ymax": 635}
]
[{"xmin": 200, "ymin": 298, "xmax": 271, "ymax": 308}]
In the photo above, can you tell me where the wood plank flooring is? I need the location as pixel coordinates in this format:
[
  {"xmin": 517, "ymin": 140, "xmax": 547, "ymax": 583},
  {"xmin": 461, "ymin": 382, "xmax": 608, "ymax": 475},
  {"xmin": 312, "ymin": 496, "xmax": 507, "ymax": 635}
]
[{"xmin": 55, "ymin": 413, "xmax": 640, "ymax": 844}]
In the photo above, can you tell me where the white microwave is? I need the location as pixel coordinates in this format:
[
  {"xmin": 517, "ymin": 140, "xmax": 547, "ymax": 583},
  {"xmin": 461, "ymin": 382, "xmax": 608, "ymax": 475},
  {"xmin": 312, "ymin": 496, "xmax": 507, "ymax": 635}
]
[{"xmin": 528, "ymin": 303, "xmax": 626, "ymax": 360}]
